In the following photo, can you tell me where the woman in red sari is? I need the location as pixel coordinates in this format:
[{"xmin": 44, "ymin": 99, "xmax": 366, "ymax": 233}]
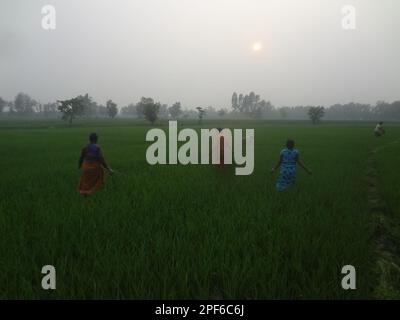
[{"xmin": 78, "ymin": 133, "xmax": 113, "ymax": 196}]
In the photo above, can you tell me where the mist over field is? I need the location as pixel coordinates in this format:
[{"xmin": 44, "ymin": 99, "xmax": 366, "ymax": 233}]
[{"xmin": 1, "ymin": 0, "xmax": 400, "ymax": 111}]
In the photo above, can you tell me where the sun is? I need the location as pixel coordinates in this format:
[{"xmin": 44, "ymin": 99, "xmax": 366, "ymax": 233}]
[{"xmin": 252, "ymin": 42, "xmax": 262, "ymax": 52}]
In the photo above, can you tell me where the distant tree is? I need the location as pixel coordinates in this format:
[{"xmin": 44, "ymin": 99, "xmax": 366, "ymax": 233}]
[
  {"xmin": 237, "ymin": 91, "xmax": 258, "ymax": 115},
  {"xmin": 57, "ymin": 97, "xmax": 85, "ymax": 124},
  {"xmin": 196, "ymin": 107, "xmax": 206, "ymax": 124},
  {"xmin": 121, "ymin": 103, "xmax": 137, "ymax": 117},
  {"xmin": 14, "ymin": 93, "xmax": 37, "ymax": 115},
  {"xmin": 231, "ymin": 92, "xmax": 239, "ymax": 111},
  {"xmin": 239, "ymin": 94, "xmax": 248, "ymax": 113},
  {"xmin": 159, "ymin": 104, "xmax": 169, "ymax": 119},
  {"xmin": 42, "ymin": 102, "xmax": 58, "ymax": 116},
  {"xmin": 136, "ymin": 97, "xmax": 154, "ymax": 119},
  {"xmin": 232, "ymin": 91, "xmax": 274, "ymax": 118},
  {"xmin": 138, "ymin": 97, "xmax": 160, "ymax": 125},
  {"xmin": 0, "ymin": 97, "xmax": 6, "ymax": 114},
  {"xmin": 308, "ymin": 106, "xmax": 325, "ymax": 124},
  {"xmin": 327, "ymin": 103, "xmax": 373, "ymax": 121},
  {"xmin": 75, "ymin": 93, "xmax": 97, "ymax": 117},
  {"xmin": 204, "ymin": 106, "xmax": 217, "ymax": 118},
  {"xmin": 34, "ymin": 103, "xmax": 42, "ymax": 113},
  {"xmin": 106, "ymin": 99, "xmax": 118, "ymax": 118},
  {"xmin": 143, "ymin": 104, "xmax": 160, "ymax": 125},
  {"xmin": 168, "ymin": 102, "xmax": 182, "ymax": 119},
  {"xmin": 238, "ymin": 94, "xmax": 244, "ymax": 109},
  {"xmin": 96, "ymin": 104, "xmax": 108, "ymax": 117},
  {"xmin": 184, "ymin": 109, "xmax": 197, "ymax": 119},
  {"xmin": 373, "ymin": 100, "xmax": 400, "ymax": 120},
  {"xmin": 279, "ymin": 107, "xmax": 288, "ymax": 119},
  {"xmin": 390, "ymin": 101, "xmax": 400, "ymax": 120},
  {"xmin": 182, "ymin": 110, "xmax": 190, "ymax": 119},
  {"xmin": 218, "ymin": 108, "xmax": 227, "ymax": 117},
  {"xmin": 8, "ymin": 101, "xmax": 15, "ymax": 114},
  {"xmin": 250, "ymin": 99, "xmax": 272, "ymax": 118}
]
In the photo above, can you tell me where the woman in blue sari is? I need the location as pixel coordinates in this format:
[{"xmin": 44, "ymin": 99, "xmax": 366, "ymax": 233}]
[{"xmin": 271, "ymin": 139, "xmax": 312, "ymax": 191}]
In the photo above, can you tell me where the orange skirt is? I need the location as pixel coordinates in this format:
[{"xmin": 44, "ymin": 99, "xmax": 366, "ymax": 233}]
[{"xmin": 78, "ymin": 161, "xmax": 105, "ymax": 195}]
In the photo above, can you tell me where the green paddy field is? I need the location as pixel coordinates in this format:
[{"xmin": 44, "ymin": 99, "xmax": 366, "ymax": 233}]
[{"xmin": 0, "ymin": 119, "xmax": 399, "ymax": 299}]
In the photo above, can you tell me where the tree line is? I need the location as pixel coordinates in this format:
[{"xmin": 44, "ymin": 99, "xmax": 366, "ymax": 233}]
[
  {"xmin": 0, "ymin": 93, "xmax": 117, "ymax": 120},
  {"xmin": 229, "ymin": 92, "xmax": 400, "ymax": 122},
  {"xmin": 1, "ymin": 91, "xmax": 400, "ymax": 124}
]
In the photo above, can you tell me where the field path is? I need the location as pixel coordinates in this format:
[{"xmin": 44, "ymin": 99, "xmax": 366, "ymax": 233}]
[{"xmin": 366, "ymin": 139, "xmax": 400, "ymax": 298}]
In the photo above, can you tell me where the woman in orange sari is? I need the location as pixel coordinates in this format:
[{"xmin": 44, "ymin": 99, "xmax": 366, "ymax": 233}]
[{"xmin": 78, "ymin": 133, "xmax": 113, "ymax": 196}]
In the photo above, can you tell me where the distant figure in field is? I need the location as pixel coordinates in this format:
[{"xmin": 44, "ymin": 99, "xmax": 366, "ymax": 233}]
[
  {"xmin": 216, "ymin": 128, "xmax": 228, "ymax": 166},
  {"xmin": 213, "ymin": 127, "xmax": 252, "ymax": 167},
  {"xmin": 374, "ymin": 122, "xmax": 385, "ymax": 137},
  {"xmin": 271, "ymin": 139, "xmax": 312, "ymax": 191},
  {"xmin": 78, "ymin": 133, "xmax": 113, "ymax": 196}
]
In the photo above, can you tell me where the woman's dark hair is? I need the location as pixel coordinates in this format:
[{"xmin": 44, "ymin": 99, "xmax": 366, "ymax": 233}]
[
  {"xmin": 89, "ymin": 133, "xmax": 98, "ymax": 143},
  {"xmin": 286, "ymin": 139, "xmax": 295, "ymax": 149}
]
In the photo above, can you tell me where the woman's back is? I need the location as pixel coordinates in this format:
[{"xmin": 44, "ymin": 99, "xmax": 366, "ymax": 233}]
[
  {"xmin": 281, "ymin": 148, "xmax": 299, "ymax": 168},
  {"xmin": 82, "ymin": 143, "xmax": 101, "ymax": 162}
]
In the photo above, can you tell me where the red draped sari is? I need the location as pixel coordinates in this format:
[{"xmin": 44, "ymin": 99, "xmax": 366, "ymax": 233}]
[{"xmin": 78, "ymin": 144, "xmax": 105, "ymax": 195}]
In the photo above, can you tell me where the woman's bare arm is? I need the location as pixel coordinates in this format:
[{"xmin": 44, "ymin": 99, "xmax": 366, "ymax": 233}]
[
  {"xmin": 78, "ymin": 149, "xmax": 84, "ymax": 169},
  {"xmin": 271, "ymin": 155, "xmax": 283, "ymax": 173},
  {"xmin": 99, "ymin": 148, "xmax": 113, "ymax": 174},
  {"xmin": 296, "ymin": 155, "xmax": 312, "ymax": 174}
]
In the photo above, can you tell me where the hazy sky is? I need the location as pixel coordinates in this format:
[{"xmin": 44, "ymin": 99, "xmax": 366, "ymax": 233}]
[{"xmin": 1, "ymin": 0, "xmax": 399, "ymax": 108}]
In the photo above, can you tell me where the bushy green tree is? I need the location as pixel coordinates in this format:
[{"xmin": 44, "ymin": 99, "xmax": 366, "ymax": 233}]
[
  {"xmin": 57, "ymin": 97, "xmax": 85, "ymax": 124},
  {"xmin": 231, "ymin": 91, "xmax": 273, "ymax": 118},
  {"xmin": 137, "ymin": 97, "xmax": 160, "ymax": 125},
  {"xmin": 0, "ymin": 97, "xmax": 6, "ymax": 114},
  {"xmin": 196, "ymin": 107, "xmax": 206, "ymax": 124},
  {"xmin": 168, "ymin": 102, "xmax": 182, "ymax": 119},
  {"xmin": 231, "ymin": 92, "xmax": 239, "ymax": 111},
  {"xmin": 308, "ymin": 106, "xmax": 325, "ymax": 124},
  {"xmin": 106, "ymin": 99, "xmax": 118, "ymax": 119},
  {"xmin": 14, "ymin": 93, "xmax": 37, "ymax": 115}
]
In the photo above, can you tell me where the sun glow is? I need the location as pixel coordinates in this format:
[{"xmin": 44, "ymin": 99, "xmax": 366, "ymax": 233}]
[{"xmin": 252, "ymin": 42, "xmax": 262, "ymax": 52}]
